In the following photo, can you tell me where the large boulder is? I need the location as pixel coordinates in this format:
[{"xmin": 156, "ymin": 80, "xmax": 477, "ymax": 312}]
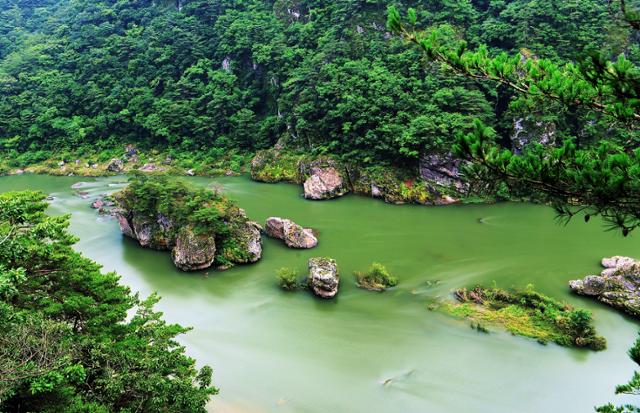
[
  {"xmin": 107, "ymin": 158, "xmax": 125, "ymax": 173},
  {"xmin": 570, "ymin": 256, "xmax": 640, "ymax": 317},
  {"xmin": 303, "ymin": 166, "xmax": 348, "ymax": 200},
  {"xmin": 171, "ymin": 227, "xmax": 216, "ymax": 271},
  {"xmin": 265, "ymin": 217, "xmax": 317, "ymax": 249},
  {"xmin": 308, "ymin": 257, "xmax": 339, "ymax": 299}
]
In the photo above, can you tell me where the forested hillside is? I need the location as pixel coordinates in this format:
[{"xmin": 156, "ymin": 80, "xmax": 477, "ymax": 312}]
[{"xmin": 0, "ymin": 0, "xmax": 633, "ymax": 171}]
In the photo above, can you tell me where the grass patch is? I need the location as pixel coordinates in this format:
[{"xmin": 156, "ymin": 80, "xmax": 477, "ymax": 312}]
[{"xmin": 443, "ymin": 285, "xmax": 606, "ymax": 351}]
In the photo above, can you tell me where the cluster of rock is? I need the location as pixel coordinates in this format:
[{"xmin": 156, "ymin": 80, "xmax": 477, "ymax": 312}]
[
  {"xmin": 112, "ymin": 186, "xmax": 262, "ymax": 272},
  {"xmin": 569, "ymin": 256, "xmax": 640, "ymax": 317},
  {"xmin": 250, "ymin": 149, "xmax": 462, "ymax": 205},
  {"xmin": 264, "ymin": 217, "xmax": 318, "ymax": 249}
]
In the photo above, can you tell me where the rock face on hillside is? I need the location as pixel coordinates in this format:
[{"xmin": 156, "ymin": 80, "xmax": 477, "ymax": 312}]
[
  {"xmin": 113, "ymin": 176, "xmax": 263, "ymax": 272},
  {"xmin": 419, "ymin": 152, "xmax": 466, "ymax": 190},
  {"xmin": 569, "ymin": 256, "xmax": 640, "ymax": 317},
  {"xmin": 303, "ymin": 166, "xmax": 349, "ymax": 200},
  {"xmin": 308, "ymin": 257, "xmax": 339, "ymax": 299},
  {"xmin": 265, "ymin": 217, "xmax": 317, "ymax": 249},
  {"xmin": 511, "ymin": 117, "xmax": 556, "ymax": 154}
]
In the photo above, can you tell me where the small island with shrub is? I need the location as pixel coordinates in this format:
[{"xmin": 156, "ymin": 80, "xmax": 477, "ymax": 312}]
[
  {"xmin": 355, "ymin": 263, "xmax": 398, "ymax": 291},
  {"xmin": 444, "ymin": 285, "xmax": 606, "ymax": 351}
]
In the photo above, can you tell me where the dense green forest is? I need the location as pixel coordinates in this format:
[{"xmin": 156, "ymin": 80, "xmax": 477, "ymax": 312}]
[
  {"xmin": 0, "ymin": 191, "xmax": 215, "ymax": 411},
  {"xmin": 0, "ymin": 0, "xmax": 634, "ymax": 171}
]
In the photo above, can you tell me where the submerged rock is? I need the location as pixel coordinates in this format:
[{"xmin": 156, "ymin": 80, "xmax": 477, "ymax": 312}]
[
  {"xmin": 107, "ymin": 158, "xmax": 124, "ymax": 173},
  {"xmin": 308, "ymin": 257, "xmax": 339, "ymax": 299},
  {"xmin": 171, "ymin": 227, "xmax": 216, "ymax": 271},
  {"xmin": 303, "ymin": 166, "xmax": 348, "ymax": 200},
  {"xmin": 569, "ymin": 256, "xmax": 640, "ymax": 317},
  {"xmin": 265, "ymin": 217, "xmax": 317, "ymax": 249}
]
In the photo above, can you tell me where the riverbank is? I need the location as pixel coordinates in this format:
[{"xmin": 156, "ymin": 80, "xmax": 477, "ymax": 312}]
[{"xmin": 1, "ymin": 146, "xmax": 479, "ymax": 206}]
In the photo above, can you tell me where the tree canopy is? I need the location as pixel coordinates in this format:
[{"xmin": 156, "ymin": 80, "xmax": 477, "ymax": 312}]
[{"xmin": 0, "ymin": 190, "xmax": 216, "ymax": 411}]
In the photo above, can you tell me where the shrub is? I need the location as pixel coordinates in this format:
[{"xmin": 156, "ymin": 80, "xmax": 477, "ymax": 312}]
[
  {"xmin": 355, "ymin": 262, "xmax": 398, "ymax": 291},
  {"xmin": 276, "ymin": 267, "xmax": 299, "ymax": 291}
]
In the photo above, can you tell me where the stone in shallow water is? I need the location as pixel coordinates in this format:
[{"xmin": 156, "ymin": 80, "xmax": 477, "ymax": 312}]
[
  {"xmin": 308, "ymin": 257, "xmax": 339, "ymax": 299},
  {"xmin": 265, "ymin": 217, "xmax": 317, "ymax": 249}
]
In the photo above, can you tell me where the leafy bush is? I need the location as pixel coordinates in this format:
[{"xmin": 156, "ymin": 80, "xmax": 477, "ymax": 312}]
[
  {"xmin": 355, "ymin": 263, "xmax": 398, "ymax": 291},
  {"xmin": 276, "ymin": 267, "xmax": 299, "ymax": 291}
]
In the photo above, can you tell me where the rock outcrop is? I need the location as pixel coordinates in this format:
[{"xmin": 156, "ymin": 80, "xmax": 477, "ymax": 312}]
[
  {"xmin": 303, "ymin": 166, "xmax": 348, "ymax": 200},
  {"xmin": 511, "ymin": 117, "xmax": 556, "ymax": 154},
  {"xmin": 265, "ymin": 217, "xmax": 317, "ymax": 249},
  {"xmin": 232, "ymin": 221, "xmax": 263, "ymax": 263},
  {"xmin": 113, "ymin": 175, "xmax": 262, "ymax": 272},
  {"xmin": 172, "ymin": 227, "xmax": 216, "ymax": 271},
  {"xmin": 569, "ymin": 256, "xmax": 640, "ymax": 317},
  {"xmin": 107, "ymin": 158, "xmax": 124, "ymax": 173},
  {"xmin": 419, "ymin": 152, "xmax": 466, "ymax": 190},
  {"xmin": 308, "ymin": 257, "xmax": 339, "ymax": 299}
]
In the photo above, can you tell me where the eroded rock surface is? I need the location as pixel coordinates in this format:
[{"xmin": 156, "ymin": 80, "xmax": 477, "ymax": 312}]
[
  {"xmin": 265, "ymin": 217, "xmax": 317, "ymax": 249},
  {"xmin": 171, "ymin": 227, "xmax": 216, "ymax": 271},
  {"xmin": 308, "ymin": 257, "xmax": 339, "ymax": 299},
  {"xmin": 303, "ymin": 166, "xmax": 348, "ymax": 200},
  {"xmin": 569, "ymin": 256, "xmax": 640, "ymax": 317}
]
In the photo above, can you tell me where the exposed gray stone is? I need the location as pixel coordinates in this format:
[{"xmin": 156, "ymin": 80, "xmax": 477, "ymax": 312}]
[{"xmin": 308, "ymin": 257, "xmax": 339, "ymax": 299}]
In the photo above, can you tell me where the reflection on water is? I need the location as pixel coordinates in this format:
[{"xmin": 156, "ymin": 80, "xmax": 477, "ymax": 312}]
[{"xmin": 1, "ymin": 174, "xmax": 640, "ymax": 413}]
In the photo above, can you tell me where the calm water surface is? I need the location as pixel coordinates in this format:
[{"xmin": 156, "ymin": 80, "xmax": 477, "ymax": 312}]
[{"xmin": 1, "ymin": 174, "xmax": 639, "ymax": 413}]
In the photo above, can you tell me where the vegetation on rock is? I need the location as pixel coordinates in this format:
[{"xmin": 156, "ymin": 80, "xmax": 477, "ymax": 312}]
[
  {"xmin": 355, "ymin": 262, "xmax": 398, "ymax": 291},
  {"xmin": 445, "ymin": 286, "xmax": 606, "ymax": 351},
  {"xmin": 115, "ymin": 173, "xmax": 261, "ymax": 270},
  {"xmin": 0, "ymin": 190, "xmax": 216, "ymax": 411}
]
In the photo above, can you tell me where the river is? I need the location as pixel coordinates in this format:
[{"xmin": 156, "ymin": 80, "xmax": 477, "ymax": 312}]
[{"xmin": 1, "ymin": 173, "xmax": 639, "ymax": 412}]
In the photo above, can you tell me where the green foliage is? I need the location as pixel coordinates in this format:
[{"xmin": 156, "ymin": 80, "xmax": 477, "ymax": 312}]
[
  {"xmin": 389, "ymin": 3, "xmax": 640, "ymax": 233},
  {"xmin": 276, "ymin": 267, "xmax": 300, "ymax": 291},
  {"xmin": 448, "ymin": 286, "xmax": 606, "ymax": 351},
  {"xmin": 118, "ymin": 172, "xmax": 233, "ymax": 235},
  {"xmin": 597, "ymin": 332, "xmax": 640, "ymax": 412},
  {"xmin": 0, "ymin": 190, "xmax": 216, "ymax": 411},
  {"xmin": 355, "ymin": 262, "xmax": 398, "ymax": 291},
  {"xmin": 2, "ymin": 0, "xmax": 614, "ymax": 169}
]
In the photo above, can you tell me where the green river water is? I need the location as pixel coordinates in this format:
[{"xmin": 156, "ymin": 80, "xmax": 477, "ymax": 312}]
[{"xmin": 1, "ymin": 174, "xmax": 639, "ymax": 413}]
